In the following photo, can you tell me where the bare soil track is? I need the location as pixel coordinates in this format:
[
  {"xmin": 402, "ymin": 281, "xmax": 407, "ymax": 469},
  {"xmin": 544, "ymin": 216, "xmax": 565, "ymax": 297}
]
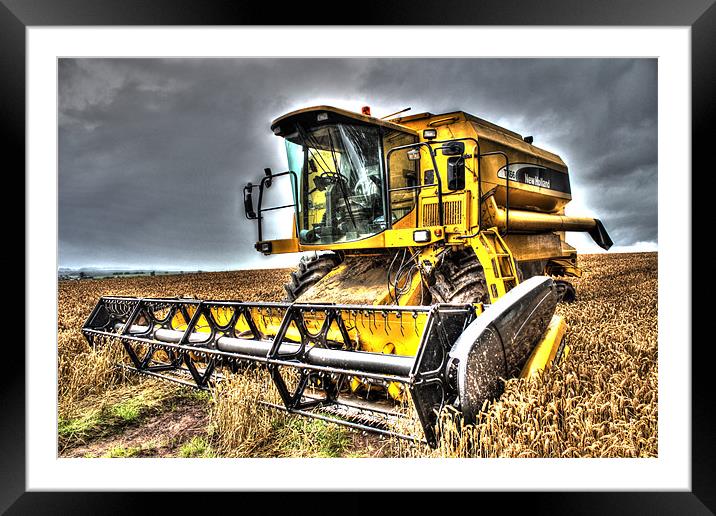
[
  {"xmin": 58, "ymin": 252, "xmax": 657, "ymax": 458},
  {"xmin": 62, "ymin": 398, "xmax": 209, "ymax": 458}
]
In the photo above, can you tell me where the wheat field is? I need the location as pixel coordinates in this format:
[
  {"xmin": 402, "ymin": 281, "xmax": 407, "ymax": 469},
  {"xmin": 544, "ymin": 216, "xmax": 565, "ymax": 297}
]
[{"xmin": 57, "ymin": 252, "xmax": 657, "ymax": 458}]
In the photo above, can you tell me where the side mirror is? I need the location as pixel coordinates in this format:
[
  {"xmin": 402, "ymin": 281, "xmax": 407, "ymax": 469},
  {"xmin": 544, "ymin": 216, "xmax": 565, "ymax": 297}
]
[
  {"xmin": 244, "ymin": 183, "xmax": 257, "ymax": 219},
  {"xmin": 264, "ymin": 168, "xmax": 273, "ymax": 188},
  {"xmin": 447, "ymin": 157, "xmax": 465, "ymax": 190}
]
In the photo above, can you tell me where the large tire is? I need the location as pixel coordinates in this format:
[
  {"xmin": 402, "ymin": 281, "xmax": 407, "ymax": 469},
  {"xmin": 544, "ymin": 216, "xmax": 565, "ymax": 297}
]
[
  {"xmin": 517, "ymin": 260, "xmax": 576, "ymax": 303},
  {"xmin": 428, "ymin": 248, "xmax": 489, "ymax": 305},
  {"xmin": 515, "ymin": 259, "xmax": 546, "ymax": 281},
  {"xmin": 554, "ymin": 280, "xmax": 576, "ymax": 303},
  {"xmin": 283, "ymin": 252, "xmax": 343, "ymax": 302}
]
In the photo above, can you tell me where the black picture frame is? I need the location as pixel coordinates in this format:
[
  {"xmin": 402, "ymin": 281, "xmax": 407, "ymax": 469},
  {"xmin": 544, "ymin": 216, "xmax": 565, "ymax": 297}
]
[{"xmin": 8, "ymin": 0, "xmax": 713, "ymax": 513}]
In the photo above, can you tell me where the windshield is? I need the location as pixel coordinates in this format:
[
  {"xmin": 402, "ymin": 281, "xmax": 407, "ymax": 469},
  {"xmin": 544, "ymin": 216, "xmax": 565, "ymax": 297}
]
[{"xmin": 285, "ymin": 123, "xmax": 387, "ymax": 244}]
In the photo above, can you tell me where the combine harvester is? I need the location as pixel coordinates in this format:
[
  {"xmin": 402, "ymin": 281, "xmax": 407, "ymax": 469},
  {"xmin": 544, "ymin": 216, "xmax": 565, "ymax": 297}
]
[{"xmin": 83, "ymin": 105, "xmax": 612, "ymax": 447}]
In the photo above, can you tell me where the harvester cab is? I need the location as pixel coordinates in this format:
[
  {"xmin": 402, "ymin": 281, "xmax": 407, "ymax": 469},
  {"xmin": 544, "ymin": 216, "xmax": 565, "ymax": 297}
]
[{"xmin": 83, "ymin": 105, "xmax": 612, "ymax": 447}]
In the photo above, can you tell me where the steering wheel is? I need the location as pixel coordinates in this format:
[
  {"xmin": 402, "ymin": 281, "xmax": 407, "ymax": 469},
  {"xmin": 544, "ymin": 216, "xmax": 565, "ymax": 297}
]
[
  {"xmin": 320, "ymin": 170, "xmax": 345, "ymax": 182},
  {"xmin": 313, "ymin": 171, "xmax": 342, "ymax": 191}
]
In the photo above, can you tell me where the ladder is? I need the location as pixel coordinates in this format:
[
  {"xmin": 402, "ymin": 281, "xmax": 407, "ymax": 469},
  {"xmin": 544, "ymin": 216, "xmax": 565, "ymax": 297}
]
[{"xmin": 470, "ymin": 227, "xmax": 519, "ymax": 303}]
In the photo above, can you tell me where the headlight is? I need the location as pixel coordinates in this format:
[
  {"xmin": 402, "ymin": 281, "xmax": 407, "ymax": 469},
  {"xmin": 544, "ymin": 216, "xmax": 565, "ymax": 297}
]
[{"xmin": 413, "ymin": 230, "xmax": 431, "ymax": 243}]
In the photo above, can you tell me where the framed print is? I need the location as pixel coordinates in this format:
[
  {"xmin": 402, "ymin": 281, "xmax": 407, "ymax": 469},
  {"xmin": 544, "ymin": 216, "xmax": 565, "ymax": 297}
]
[{"xmin": 9, "ymin": 0, "xmax": 713, "ymax": 512}]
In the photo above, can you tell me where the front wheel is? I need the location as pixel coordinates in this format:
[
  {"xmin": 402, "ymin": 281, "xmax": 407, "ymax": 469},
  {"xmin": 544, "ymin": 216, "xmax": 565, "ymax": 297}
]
[
  {"xmin": 283, "ymin": 252, "xmax": 343, "ymax": 302},
  {"xmin": 428, "ymin": 248, "xmax": 489, "ymax": 305}
]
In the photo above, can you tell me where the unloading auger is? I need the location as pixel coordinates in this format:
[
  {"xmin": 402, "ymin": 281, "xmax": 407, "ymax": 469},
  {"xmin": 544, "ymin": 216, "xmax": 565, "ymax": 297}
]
[{"xmin": 83, "ymin": 105, "xmax": 610, "ymax": 447}]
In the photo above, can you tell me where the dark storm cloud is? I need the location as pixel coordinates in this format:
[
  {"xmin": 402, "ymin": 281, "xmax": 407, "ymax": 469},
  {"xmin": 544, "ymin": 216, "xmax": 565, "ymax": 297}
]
[{"xmin": 58, "ymin": 58, "xmax": 657, "ymax": 269}]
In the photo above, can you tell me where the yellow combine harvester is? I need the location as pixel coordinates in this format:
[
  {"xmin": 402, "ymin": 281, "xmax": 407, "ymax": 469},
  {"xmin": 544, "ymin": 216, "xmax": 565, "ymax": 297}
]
[{"xmin": 83, "ymin": 105, "xmax": 611, "ymax": 446}]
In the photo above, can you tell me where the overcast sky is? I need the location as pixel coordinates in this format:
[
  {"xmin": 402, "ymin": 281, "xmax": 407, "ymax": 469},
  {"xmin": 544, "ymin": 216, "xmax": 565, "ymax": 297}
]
[{"xmin": 59, "ymin": 58, "xmax": 657, "ymax": 271}]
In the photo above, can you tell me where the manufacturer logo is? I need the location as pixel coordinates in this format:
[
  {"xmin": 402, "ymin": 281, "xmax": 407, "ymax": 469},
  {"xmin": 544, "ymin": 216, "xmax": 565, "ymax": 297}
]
[{"xmin": 498, "ymin": 164, "xmax": 552, "ymax": 190}]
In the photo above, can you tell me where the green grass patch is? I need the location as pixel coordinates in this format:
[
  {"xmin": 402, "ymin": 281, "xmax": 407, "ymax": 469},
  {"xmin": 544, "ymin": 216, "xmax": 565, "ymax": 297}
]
[
  {"xmin": 101, "ymin": 445, "xmax": 143, "ymax": 458},
  {"xmin": 59, "ymin": 382, "xmax": 203, "ymax": 449},
  {"xmin": 110, "ymin": 398, "xmax": 142, "ymax": 423},
  {"xmin": 58, "ymin": 411, "xmax": 104, "ymax": 441},
  {"xmin": 275, "ymin": 418, "xmax": 351, "ymax": 458},
  {"xmin": 178, "ymin": 437, "xmax": 215, "ymax": 458},
  {"xmin": 187, "ymin": 389, "xmax": 211, "ymax": 402}
]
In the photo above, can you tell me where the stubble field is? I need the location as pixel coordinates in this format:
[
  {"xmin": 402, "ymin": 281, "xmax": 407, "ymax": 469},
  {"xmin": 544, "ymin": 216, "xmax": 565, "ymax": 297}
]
[{"xmin": 57, "ymin": 252, "xmax": 657, "ymax": 458}]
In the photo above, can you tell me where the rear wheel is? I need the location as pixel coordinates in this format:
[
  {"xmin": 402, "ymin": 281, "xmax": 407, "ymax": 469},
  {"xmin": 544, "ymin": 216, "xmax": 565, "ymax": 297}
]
[
  {"xmin": 516, "ymin": 259, "xmax": 546, "ymax": 281},
  {"xmin": 554, "ymin": 280, "xmax": 576, "ymax": 303},
  {"xmin": 428, "ymin": 248, "xmax": 489, "ymax": 305},
  {"xmin": 517, "ymin": 260, "xmax": 576, "ymax": 303},
  {"xmin": 283, "ymin": 252, "xmax": 343, "ymax": 302}
]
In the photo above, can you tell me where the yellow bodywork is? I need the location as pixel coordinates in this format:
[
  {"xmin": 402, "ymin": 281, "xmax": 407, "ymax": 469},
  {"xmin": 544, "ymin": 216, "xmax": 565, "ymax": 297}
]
[
  {"xmin": 81, "ymin": 105, "xmax": 606, "ymax": 449},
  {"xmin": 520, "ymin": 314, "xmax": 569, "ymax": 378},
  {"xmin": 161, "ymin": 301, "xmax": 436, "ymax": 400},
  {"xmin": 259, "ymin": 106, "xmax": 590, "ymax": 281},
  {"xmin": 246, "ymin": 105, "xmax": 600, "ymax": 393},
  {"xmin": 167, "ymin": 305, "xmax": 429, "ymax": 359}
]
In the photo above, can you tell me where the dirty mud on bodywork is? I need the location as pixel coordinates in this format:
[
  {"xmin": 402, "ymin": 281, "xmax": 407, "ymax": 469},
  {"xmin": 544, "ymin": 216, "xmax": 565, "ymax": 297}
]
[{"xmin": 298, "ymin": 255, "xmax": 393, "ymax": 304}]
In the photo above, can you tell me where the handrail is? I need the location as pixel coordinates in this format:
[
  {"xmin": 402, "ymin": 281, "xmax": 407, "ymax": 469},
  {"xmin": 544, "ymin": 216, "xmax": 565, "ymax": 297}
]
[
  {"xmin": 388, "ymin": 183, "xmax": 437, "ymax": 194},
  {"xmin": 248, "ymin": 170, "xmax": 299, "ymax": 242},
  {"xmin": 386, "ymin": 137, "xmax": 486, "ymax": 232},
  {"xmin": 426, "ymin": 137, "xmax": 482, "ymax": 234},
  {"xmin": 386, "ymin": 142, "xmax": 443, "ymax": 228},
  {"xmin": 479, "ymin": 151, "xmax": 510, "ymax": 234}
]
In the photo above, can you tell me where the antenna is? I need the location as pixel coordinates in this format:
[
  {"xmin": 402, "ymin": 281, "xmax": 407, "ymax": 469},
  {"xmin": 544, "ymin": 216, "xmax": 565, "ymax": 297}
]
[{"xmin": 381, "ymin": 107, "xmax": 411, "ymax": 120}]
